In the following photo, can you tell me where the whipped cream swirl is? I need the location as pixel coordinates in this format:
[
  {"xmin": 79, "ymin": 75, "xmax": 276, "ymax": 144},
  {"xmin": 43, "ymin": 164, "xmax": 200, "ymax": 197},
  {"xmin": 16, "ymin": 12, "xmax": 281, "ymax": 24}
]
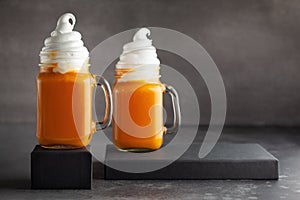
[
  {"xmin": 117, "ymin": 28, "xmax": 160, "ymax": 81},
  {"xmin": 40, "ymin": 13, "xmax": 89, "ymax": 73}
]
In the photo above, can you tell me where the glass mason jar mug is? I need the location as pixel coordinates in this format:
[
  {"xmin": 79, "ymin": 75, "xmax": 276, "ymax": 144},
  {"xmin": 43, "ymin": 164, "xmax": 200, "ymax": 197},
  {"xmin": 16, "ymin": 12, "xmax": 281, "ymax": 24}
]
[
  {"xmin": 36, "ymin": 62, "xmax": 112, "ymax": 149},
  {"xmin": 112, "ymin": 65, "xmax": 181, "ymax": 152}
]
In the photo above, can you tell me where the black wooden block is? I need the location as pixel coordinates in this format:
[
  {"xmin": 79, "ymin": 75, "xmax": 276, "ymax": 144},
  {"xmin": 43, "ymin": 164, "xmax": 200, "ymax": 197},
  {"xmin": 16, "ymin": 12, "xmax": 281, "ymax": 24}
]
[
  {"xmin": 31, "ymin": 145, "xmax": 92, "ymax": 189},
  {"xmin": 105, "ymin": 143, "xmax": 279, "ymax": 180}
]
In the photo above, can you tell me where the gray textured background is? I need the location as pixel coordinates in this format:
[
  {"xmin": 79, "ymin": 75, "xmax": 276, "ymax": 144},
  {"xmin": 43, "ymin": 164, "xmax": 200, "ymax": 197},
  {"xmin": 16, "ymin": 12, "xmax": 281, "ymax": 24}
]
[{"xmin": 0, "ymin": 0, "xmax": 300, "ymax": 126}]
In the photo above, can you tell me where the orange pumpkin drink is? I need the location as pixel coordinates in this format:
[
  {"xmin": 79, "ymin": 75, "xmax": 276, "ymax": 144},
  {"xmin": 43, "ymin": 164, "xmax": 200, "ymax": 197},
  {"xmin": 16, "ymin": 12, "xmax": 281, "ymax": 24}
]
[
  {"xmin": 112, "ymin": 28, "xmax": 181, "ymax": 152},
  {"xmin": 37, "ymin": 13, "xmax": 112, "ymax": 149},
  {"xmin": 113, "ymin": 69, "xmax": 165, "ymax": 151},
  {"xmin": 37, "ymin": 65, "xmax": 93, "ymax": 148}
]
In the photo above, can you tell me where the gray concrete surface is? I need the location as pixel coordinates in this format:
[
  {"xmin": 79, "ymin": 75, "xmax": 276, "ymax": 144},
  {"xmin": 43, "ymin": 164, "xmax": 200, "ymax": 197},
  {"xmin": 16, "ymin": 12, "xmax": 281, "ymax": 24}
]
[
  {"xmin": 1, "ymin": 0, "xmax": 300, "ymax": 125},
  {"xmin": 1, "ymin": 123, "xmax": 300, "ymax": 199}
]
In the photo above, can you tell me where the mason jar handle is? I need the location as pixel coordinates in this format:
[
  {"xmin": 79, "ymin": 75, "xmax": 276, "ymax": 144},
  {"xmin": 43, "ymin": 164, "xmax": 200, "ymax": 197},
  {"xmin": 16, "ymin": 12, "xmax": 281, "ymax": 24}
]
[
  {"xmin": 164, "ymin": 85, "xmax": 181, "ymax": 134},
  {"xmin": 93, "ymin": 75, "xmax": 112, "ymax": 131}
]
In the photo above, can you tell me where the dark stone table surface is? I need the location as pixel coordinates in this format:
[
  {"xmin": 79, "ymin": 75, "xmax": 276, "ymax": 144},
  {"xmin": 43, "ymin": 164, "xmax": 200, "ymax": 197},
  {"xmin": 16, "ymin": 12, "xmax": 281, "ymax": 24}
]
[{"xmin": 1, "ymin": 123, "xmax": 300, "ymax": 200}]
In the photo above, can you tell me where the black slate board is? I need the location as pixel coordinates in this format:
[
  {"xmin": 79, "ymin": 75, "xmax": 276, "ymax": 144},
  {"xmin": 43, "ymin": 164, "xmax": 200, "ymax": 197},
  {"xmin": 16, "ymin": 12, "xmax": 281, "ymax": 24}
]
[
  {"xmin": 104, "ymin": 143, "xmax": 279, "ymax": 180},
  {"xmin": 31, "ymin": 145, "xmax": 92, "ymax": 189}
]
